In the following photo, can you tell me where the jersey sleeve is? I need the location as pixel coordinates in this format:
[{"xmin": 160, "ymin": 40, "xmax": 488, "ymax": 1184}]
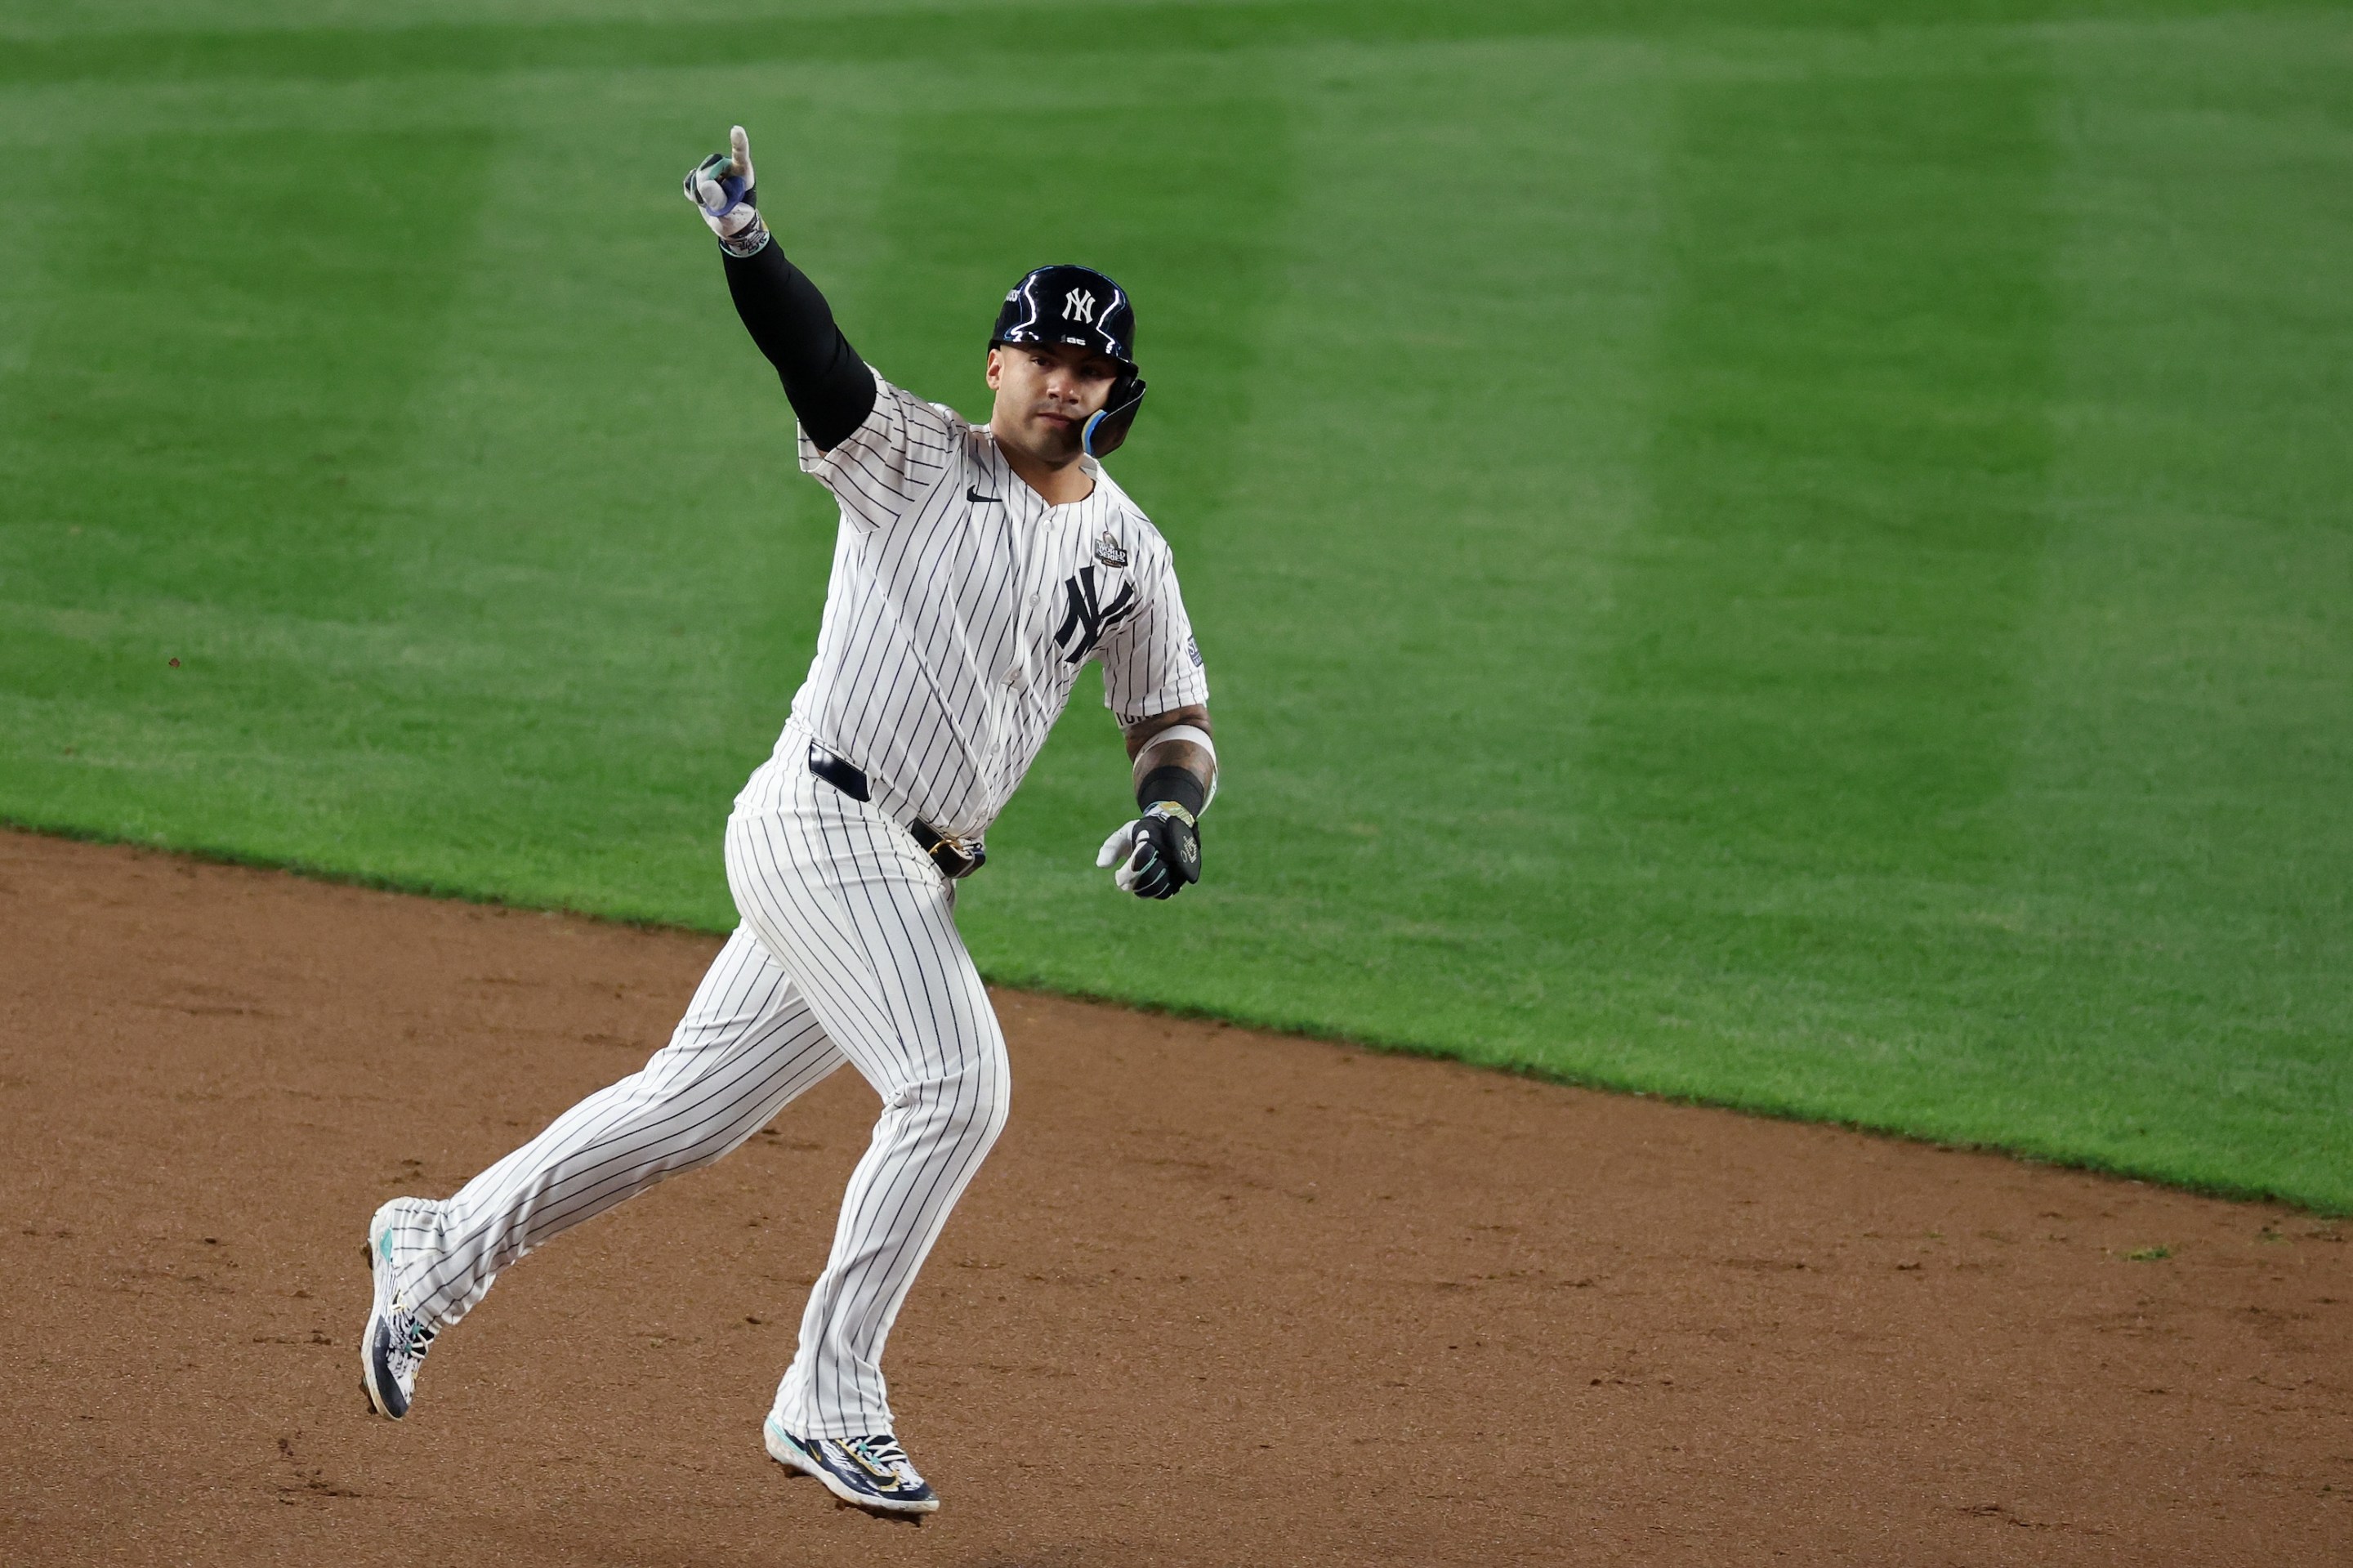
[
  {"xmin": 797, "ymin": 375, "xmax": 962, "ymax": 531},
  {"xmin": 1096, "ymin": 534, "xmax": 1210, "ymax": 724}
]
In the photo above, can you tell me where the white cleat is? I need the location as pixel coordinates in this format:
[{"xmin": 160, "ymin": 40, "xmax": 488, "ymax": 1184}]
[
  {"xmin": 765, "ymin": 1414, "xmax": 939, "ymax": 1517},
  {"xmin": 359, "ymin": 1198, "xmax": 440, "ymax": 1419}
]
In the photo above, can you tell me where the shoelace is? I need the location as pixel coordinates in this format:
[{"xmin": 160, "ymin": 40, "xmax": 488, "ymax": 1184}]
[
  {"xmin": 842, "ymin": 1436, "xmax": 917, "ymax": 1481},
  {"xmin": 390, "ymin": 1314, "xmax": 438, "ymax": 1377}
]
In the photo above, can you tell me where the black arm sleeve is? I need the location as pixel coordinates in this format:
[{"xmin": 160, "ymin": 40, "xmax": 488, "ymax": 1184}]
[{"xmin": 722, "ymin": 239, "xmax": 877, "ymax": 452}]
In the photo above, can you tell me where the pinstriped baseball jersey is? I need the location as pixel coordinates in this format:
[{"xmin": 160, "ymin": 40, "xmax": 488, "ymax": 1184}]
[{"xmin": 787, "ymin": 374, "xmax": 1208, "ymax": 841}]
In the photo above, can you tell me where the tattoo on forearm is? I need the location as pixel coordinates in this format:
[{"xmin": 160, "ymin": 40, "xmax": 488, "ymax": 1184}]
[{"xmin": 719, "ymin": 213, "xmax": 772, "ymax": 259}]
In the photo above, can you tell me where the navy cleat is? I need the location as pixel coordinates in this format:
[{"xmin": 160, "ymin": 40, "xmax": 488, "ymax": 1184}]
[
  {"xmin": 764, "ymin": 1415, "xmax": 940, "ymax": 1517},
  {"xmin": 359, "ymin": 1198, "xmax": 440, "ymax": 1419}
]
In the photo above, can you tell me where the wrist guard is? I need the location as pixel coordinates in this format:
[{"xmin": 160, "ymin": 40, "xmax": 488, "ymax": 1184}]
[{"xmin": 717, "ymin": 209, "xmax": 770, "ymax": 258}]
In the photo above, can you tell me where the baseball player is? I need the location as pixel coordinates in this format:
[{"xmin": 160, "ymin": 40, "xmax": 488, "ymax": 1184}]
[{"xmin": 359, "ymin": 125, "xmax": 1217, "ymax": 1519}]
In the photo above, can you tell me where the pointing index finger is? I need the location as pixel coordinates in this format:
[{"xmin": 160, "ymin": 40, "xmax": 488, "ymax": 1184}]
[{"xmin": 729, "ymin": 124, "xmax": 751, "ymax": 179}]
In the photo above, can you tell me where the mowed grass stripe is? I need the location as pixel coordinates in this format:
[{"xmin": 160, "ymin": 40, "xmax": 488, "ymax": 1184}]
[
  {"xmin": 1574, "ymin": 59, "xmax": 2061, "ymax": 1087},
  {"xmin": 0, "ymin": 0, "xmax": 1600, "ymax": 87},
  {"xmin": 1992, "ymin": 14, "xmax": 2353, "ymax": 1199},
  {"xmin": 0, "ymin": 0, "xmax": 2263, "ymax": 88}
]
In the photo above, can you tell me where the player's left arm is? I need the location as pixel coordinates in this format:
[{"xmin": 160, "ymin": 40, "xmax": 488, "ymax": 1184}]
[
  {"xmin": 1096, "ymin": 705, "xmax": 1216, "ymax": 900},
  {"xmin": 1091, "ymin": 519, "xmax": 1211, "ymax": 900}
]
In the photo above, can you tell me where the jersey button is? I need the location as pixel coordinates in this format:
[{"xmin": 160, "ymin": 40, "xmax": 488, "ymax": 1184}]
[{"xmin": 1002, "ymin": 667, "xmax": 1023, "ymax": 688}]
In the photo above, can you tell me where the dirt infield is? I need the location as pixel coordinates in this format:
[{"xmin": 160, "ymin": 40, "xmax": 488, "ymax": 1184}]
[{"xmin": 1, "ymin": 830, "xmax": 2346, "ymax": 1566}]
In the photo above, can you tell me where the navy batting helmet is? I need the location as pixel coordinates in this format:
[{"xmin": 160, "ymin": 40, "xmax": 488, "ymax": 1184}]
[{"xmin": 990, "ymin": 264, "xmax": 1148, "ymax": 458}]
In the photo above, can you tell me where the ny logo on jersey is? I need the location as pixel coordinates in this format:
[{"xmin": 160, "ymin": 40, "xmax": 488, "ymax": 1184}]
[
  {"xmin": 1052, "ymin": 565, "xmax": 1136, "ymax": 663},
  {"xmin": 1064, "ymin": 289, "xmax": 1097, "ymax": 324}
]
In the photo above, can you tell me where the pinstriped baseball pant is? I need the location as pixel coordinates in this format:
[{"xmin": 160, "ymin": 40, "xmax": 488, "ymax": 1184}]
[{"xmin": 387, "ymin": 731, "xmax": 1010, "ymax": 1438}]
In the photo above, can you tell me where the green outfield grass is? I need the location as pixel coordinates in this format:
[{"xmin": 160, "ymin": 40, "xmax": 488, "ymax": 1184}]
[{"xmin": 3, "ymin": 1, "xmax": 2348, "ymax": 1208}]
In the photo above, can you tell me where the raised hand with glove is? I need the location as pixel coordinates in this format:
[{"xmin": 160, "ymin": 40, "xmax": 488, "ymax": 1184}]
[{"xmin": 684, "ymin": 124, "xmax": 769, "ymax": 257}]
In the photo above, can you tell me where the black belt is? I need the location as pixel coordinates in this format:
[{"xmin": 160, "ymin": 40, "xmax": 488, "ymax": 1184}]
[{"xmin": 807, "ymin": 744, "xmax": 986, "ymax": 881}]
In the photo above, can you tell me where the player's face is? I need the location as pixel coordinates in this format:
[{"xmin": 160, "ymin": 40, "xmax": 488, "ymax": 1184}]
[{"xmin": 986, "ymin": 342, "xmax": 1122, "ymax": 462}]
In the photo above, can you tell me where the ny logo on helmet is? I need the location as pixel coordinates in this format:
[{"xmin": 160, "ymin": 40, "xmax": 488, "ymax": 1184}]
[{"xmin": 1064, "ymin": 289, "xmax": 1097, "ymax": 324}]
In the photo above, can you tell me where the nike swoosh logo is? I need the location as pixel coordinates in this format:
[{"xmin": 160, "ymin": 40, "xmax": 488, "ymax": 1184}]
[{"xmin": 967, "ymin": 486, "xmax": 1002, "ymax": 504}]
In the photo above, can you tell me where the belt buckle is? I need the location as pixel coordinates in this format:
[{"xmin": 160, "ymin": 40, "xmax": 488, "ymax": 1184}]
[{"xmin": 920, "ymin": 829, "xmax": 985, "ymax": 881}]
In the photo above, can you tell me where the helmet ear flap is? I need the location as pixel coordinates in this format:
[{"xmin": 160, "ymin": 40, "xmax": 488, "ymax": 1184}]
[{"xmin": 1083, "ymin": 373, "xmax": 1147, "ymax": 458}]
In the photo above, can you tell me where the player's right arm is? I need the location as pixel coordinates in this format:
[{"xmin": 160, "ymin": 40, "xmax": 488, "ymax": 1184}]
[
  {"xmin": 686, "ymin": 127, "xmax": 958, "ymax": 525},
  {"xmin": 683, "ymin": 126, "xmax": 874, "ymax": 453}
]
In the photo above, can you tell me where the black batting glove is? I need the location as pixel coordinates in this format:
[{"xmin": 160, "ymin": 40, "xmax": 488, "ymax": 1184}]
[{"xmin": 1095, "ymin": 803, "xmax": 1201, "ymax": 900}]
